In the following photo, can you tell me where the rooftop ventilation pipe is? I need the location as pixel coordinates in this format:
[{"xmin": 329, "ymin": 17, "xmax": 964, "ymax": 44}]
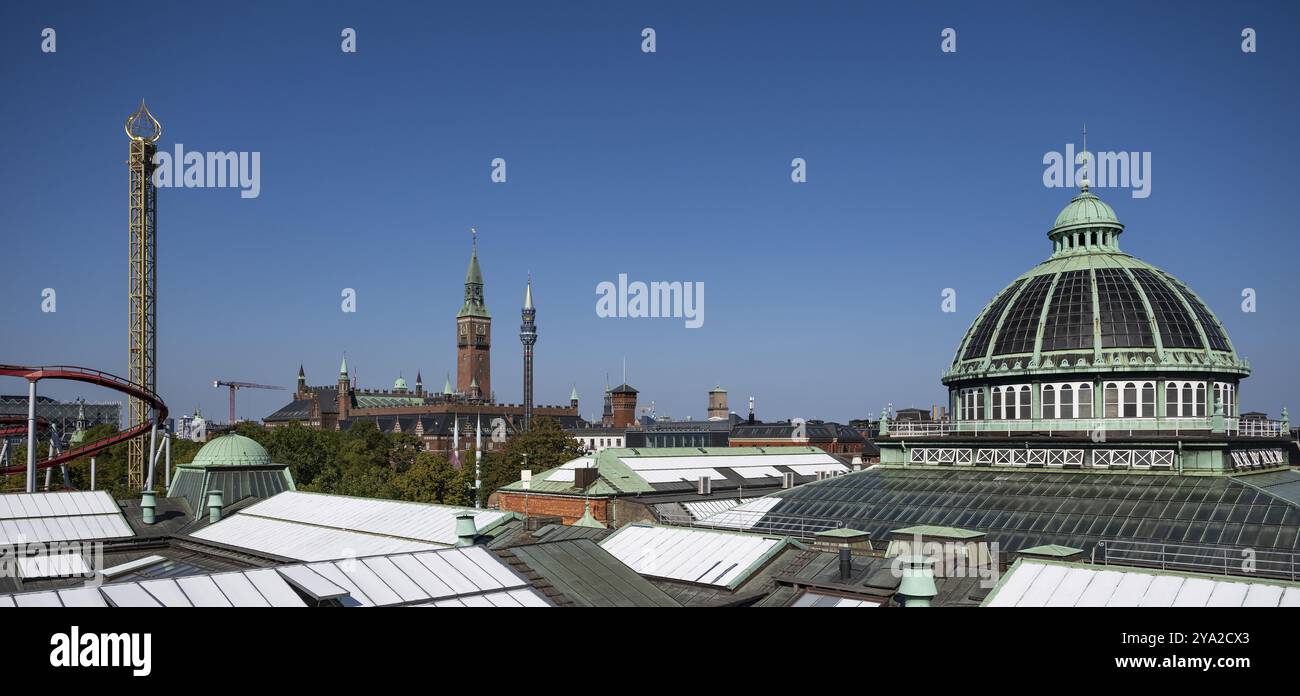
[
  {"xmin": 896, "ymin": 555, "xmax": 938, "ymax": 607},
  {"xmin": 455, "ymin": 512, "xmax": 478, "ymax": 547},
  {"xmin": 140, "ymin": 490, "xmax": 156, "ymax": 525},
  {"xmin": 207, "ymin": 489, "xmax": 224, "ymax": 524}
]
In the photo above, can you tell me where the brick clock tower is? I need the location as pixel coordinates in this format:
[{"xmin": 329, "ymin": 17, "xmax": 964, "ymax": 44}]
[{"xmin": 457, "ymin": 231, "xmax": 491, "ymax": 400}]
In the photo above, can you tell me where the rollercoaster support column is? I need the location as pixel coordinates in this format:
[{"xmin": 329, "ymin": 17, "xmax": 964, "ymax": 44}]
[
  {"xmin": 90, "ymin": 457, "xmax": 97, "ymax": 491},
  {"xmin": 25, "ymin": 380, "xmax": 36, "ymax": 493},
  {"xmin": 164, "ymin": 435, "xmax": 171, "ymax": 488}
]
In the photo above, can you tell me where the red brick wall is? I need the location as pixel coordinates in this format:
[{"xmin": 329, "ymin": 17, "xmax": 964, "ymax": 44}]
[{"xmin": 498, "ymin": 493, "xmax": 612, "ymax": 526}]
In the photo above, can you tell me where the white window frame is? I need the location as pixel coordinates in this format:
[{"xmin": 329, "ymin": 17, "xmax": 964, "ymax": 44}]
[
  {"xmin": 1103, "ymin": 381, "xmax": 1156, "ymax": 419},
  {"xmin": 990, "ymin": 384, "xmax": 1031, "ymax": 420},
  {"xmin": 1041, "ymin": 381, "xmax": 1092, "ymax": 419}
]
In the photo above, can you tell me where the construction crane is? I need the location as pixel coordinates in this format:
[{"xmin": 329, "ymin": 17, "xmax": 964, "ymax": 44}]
[{"xmin": 213, "ymin": 380, "xmax": 285, "ymax": 425}]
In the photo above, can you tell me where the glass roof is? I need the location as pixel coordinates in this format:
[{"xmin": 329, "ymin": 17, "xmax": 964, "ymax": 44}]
[{"xmin": 749, "ymin": 469, "xmax": 1300, "ymax": 555}]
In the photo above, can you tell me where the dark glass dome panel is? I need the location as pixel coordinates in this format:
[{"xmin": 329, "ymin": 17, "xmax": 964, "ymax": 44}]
[
  {"xmin": 993, "ymin": 275, "xmax": 1053, "ymax": 355},
  {"xmin": 1040, "ymin": 270, "xmax": 1094, "ymax": 352},
  {"xmin": 1164, "ymin": 273, "xmax": 1231, "ymax": 351},
  {"xmin": 1094, "ymin": 268, "xmax": 1154, "ymax": 348},
  {"xmin": 961, "ymin": 279, "xmax": 1024, "ymax": 360},
  {"xmin": 1130, "ymin": 268, "xmax": 1203, "ymax": 349}
]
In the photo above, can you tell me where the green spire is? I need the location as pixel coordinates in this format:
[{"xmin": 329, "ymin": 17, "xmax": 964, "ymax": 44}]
[
  {"xmin": 444, "ymin": 374, "xmax": 452, "ymax": 395},
  {"xmin": 570, "ymin": 384, "xmax": 579, "ymax": 401},
  {"xmin": 457, "ymin": 229, "xmax": 491, "ymax": 319},
  {"xmin": 339, "ymin": 354, "xmax": 348, "ymax": 376},
  {"xmin": 573, "ymin": 499, "xmax": 606, "ymax": 528}
]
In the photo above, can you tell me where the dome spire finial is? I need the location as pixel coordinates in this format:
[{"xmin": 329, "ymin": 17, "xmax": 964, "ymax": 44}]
[
  {"xmin": 1079, "ymin": 123, "xmax": 1090, "ymax": 192},
  {"xmin": 125, "ymin": 99, "xmax": 162, "ymax": 142}
]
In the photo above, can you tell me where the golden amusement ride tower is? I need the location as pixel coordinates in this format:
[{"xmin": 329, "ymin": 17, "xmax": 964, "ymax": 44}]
[{"xmin": 125, "ymin": 101, "xmax": 160, "ymax": 490}]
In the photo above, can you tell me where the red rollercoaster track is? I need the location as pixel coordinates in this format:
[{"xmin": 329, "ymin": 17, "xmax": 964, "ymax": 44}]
[
  {"xmin": 0, "ymin": 364, "xmax": 167, "ymax": 476},
  {"xmin": 0, "ymin": 415, "xmax": 48, "ymax": 438}
]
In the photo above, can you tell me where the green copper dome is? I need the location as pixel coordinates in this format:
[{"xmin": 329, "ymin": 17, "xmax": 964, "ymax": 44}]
[
  {"xmin": 394, "ymin": 376, "xmax": 408, "ymax": 390},
  {"xmin": 186, "ymin": 434, "xmax": 272, "ymax": 468},
  {"xmin": 1051, "ymin": 190, "xmax": 1121, "ymax": 233},
  {"xmin": 945, "ymin": 188, "xmax": 1248, "ymax": 386}
]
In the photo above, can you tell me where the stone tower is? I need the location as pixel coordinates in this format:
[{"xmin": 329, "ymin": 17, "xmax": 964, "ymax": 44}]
[
  {"xmin": 611, "ymin": 383, "xmax": 638, "ymax": 428},
  {"xmin": 457, "ymin": 232, "xmax": 492, "ymax": 401},
  {"xmin": 708, "ymin": 385, "xmax": 728, "ymax": 420}
]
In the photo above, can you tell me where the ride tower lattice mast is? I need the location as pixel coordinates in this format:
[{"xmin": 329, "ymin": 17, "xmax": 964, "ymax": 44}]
[{"xmin": 126, "ymin": 100, "xmax": 161, "ymax": 491}]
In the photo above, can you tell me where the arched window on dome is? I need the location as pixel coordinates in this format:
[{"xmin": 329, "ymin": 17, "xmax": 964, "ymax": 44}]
[
  {"xmin": 1196, "ymin": 383, "xmax": 1207, "ymax": 417},
  {"xmin": 989, "ymin": 385, "xmax": 1030, "ymax": 420},
  {"xmin": 1105, "ymin": 383, "xmax": 1120, "ymax": 418},
  {"xmin": 1041, "ymin": 382, "xmax": 1091, "ymax": 419},
  {"xmin": 1123, "ymin": 383, "xmax": 1138, "ymax": 418},
  {"xmin": 1141, "ymin": 383, "xmax": 1155, "ymax": 418}
]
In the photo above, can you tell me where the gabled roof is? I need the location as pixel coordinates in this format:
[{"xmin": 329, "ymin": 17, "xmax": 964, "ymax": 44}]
[
  {"xmin": 496, "ymin": 539, "xmax": 680, "ymax": 607},
  {"xmin": 499, "ymin": 446, "xmax": 852, "ymax": 497},
  {"xmin": 600, "ymin": 523, "xmax": 799, "ymax": 590},
  {"xmin": 983, "ymin": 558, "xmax": 1300, "ymax": 607},
  {"xmin": 0, "ymin": 491, "xmax": 134, "ymax": 545},
  {"xmin": 188, "ymin": 491, "xmax": 517, "ymax": 561},
  {"xmin": 0, "ymin": 546, "xmax": 555, "ymax": 608}
]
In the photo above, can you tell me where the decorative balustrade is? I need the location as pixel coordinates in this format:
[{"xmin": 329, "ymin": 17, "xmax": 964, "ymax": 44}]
[{"xmin": 885, "ymin": 417, "xmax": 1288, "ymax": 438}]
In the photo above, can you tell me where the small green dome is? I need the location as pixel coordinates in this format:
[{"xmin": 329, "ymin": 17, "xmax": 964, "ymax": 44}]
[
  {"xmin": 188, "ymin": 434, "xmax": 271, "ymax": 468},
  {"xmin": 1051, "ymin": 190, "xmax": 1120, "ymax": 232},
  {"xmin": 394, "ymin": 376, "xmax": 408, "ymax": 390},
  {"xmin": 69, "ymin": 429, "xmax": 87, "ymax": 446}
]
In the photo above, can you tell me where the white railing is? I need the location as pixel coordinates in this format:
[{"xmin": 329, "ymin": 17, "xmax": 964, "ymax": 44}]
[
  {"xmin": 886, "ymin": 417, "xmax": 1288, "ymax": 438},
  {"xmin": 1099, "ymin": 539, "xmax": 1300, "ymax": 582},
  {"xmin": 1230, "ymin": 419, "xmax": 1287, "ymax": 437}
]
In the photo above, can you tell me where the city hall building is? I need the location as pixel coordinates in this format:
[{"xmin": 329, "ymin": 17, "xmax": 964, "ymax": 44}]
[{"xmin": 264, "ymin": 240, "xmax": 582, "ymax": 461}]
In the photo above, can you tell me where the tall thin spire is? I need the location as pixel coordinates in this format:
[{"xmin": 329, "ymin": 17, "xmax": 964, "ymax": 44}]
[
  {"xmin": 1080, "ymin": 123, "xmax": 1090, "ymax": 192},
  {"xmin": 520, "ymin": 274, "xmax": 537, "ymax": 430}
]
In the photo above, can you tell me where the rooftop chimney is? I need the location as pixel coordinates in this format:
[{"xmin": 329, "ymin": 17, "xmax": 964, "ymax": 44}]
[
  {"xmin": 838, "ymin": 547, "xmax": 852, "ymax": 581},
  {"xmin": 207, "ymin": 489, "xmax": 224, "ymax": 524},
  {"xmin": 455, "ymin": 511, "xmax": 477, "ymax": 547},
  {"xmin": 140, "ymin": 490, "xmax": 156, "ymax": 525},
  {"xmin": 573, "ymin": 466, "xmax": 598, "ymax": 489}
]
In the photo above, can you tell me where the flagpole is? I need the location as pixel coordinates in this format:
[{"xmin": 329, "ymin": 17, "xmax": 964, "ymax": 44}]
[{"xmin": 474, "ymin": 415, "xmax": 483, "ymax": 509}]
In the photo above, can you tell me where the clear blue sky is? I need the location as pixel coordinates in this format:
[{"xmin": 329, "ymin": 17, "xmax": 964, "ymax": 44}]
[{"xmin": 2, "ymin": 1, "xmax": 1298, "ymax": 424}]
